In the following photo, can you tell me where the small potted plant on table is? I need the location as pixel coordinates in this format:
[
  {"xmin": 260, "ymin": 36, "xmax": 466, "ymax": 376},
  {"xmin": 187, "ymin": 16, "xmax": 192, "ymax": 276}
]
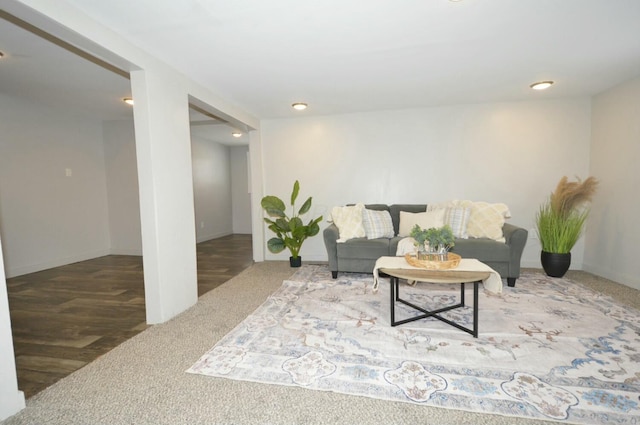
[{"xmin": 410, "ymin": 224, "xmax": 455, "ymax": 261}]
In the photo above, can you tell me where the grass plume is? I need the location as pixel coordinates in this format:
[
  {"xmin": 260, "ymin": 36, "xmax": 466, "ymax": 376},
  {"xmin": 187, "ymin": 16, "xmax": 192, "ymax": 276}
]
[{"xmin": 550, "ymin": 176, "xmax": 599, "ymax": 217}]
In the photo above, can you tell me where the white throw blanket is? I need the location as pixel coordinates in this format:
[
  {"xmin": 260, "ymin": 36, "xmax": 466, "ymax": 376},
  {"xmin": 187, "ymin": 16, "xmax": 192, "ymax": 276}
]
[
  {"xmin": 373, "ymin": 256, "xmax": 503, "ymax": 294},
  {"xmin": 395, "ymin": 237, "xmax": 418, "ymax": 256}
]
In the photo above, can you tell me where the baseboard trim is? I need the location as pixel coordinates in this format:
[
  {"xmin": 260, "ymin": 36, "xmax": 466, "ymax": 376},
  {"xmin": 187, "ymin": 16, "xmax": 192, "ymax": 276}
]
[
  {"xmin": 5, "ymin": 249, "xmax": 111, "ymax": 278},
  {"xmin": 109, "ymin": 248, "xmax": 143, "ymax": 256},
  {"xmin": 196, "ymin": 231, "xmax": 232, "ymax": 243}
]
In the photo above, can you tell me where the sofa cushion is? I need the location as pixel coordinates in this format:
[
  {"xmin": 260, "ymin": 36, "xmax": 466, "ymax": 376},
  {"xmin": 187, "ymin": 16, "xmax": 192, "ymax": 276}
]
[
  {"xmin": 362, "ymin": 208, "xmax": 395, "ymax": 239},
  {"xmin": 337, "ymin": 237, "xmax": 390, "ymax": 259},
  {"xmin": 388, "ymin": 204, "xmax": 428, "ymax": 235},
  {"xmin": 451, "ymin": 238, "xmax": 510, "ymax": 262},
  {"xmin": 330, "ymin": 203, "xmax": 366, "ymax": 242},
  {"xmin": 398, "ymin": 209, "xmax": 446, "ymax": 237}
]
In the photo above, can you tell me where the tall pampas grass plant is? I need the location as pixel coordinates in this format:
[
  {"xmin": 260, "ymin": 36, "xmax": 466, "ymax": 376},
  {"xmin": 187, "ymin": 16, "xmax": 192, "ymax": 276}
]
[{"xmin": 536, "ymin": 176, "xmax": 598, "ymax": 253}]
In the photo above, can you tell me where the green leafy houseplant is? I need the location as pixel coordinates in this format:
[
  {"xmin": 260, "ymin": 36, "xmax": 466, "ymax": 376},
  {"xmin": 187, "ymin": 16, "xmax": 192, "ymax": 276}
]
[
  {"xmin": 410, "ymin": 224, "xmax": 455, "ymax": 254},
  {"xmin": 535, "ymin": 176, "xmax": 598, "ymax": 254},
  {"xmin": 261, "ymin": 180, "xmax": 323, "ymax": 266}
]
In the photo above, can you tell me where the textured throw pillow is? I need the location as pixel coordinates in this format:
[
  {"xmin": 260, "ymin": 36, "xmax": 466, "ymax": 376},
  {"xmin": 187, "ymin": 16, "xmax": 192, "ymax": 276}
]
[
  {"xmin": 330, "ymin": 203, "xmax": 366, "ymax": 242},
  {"xmin": 398, "ymin": 209, "xmax": 446, "ymax": 237},
  {"xmin": 362, "ymin": 209, "xmax": 394, "ymax": 239},
  {"xmin": 466, "ymin": 202, "xmax": 511, "ymax": 242}
]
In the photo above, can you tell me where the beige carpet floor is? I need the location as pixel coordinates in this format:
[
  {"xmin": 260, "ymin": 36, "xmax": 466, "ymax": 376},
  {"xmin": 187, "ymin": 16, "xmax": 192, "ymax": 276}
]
[{"xmin": 2, "ymin": 263, "xmax": 638, "ymax": 425}]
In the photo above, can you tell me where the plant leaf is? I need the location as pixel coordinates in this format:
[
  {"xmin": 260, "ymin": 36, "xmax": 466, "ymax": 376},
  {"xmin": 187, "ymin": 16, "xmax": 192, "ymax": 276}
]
[
  {"xmin": 291, "ymin": 225, "xmax": 306, "ymax": 240},
  {"xmin": 275, "ymin": 218, "xmax": 289, "ymax": 232},
  {"xmin": 290, "ymin": 180, "xmax": 300, "ymax": 206},
  {"xmin": 307, "ymin": 221, "xmax": 320, "ymax": 237},
  {"xmin": 298, "ymin": 196, "xmax": 312, "ymax": 215},
  {"xmin": 261, "ymin": 196, "xmax": 285, "ymax": 217},
  {"xmin": 289, "ymin": 216, "xmax": 303, "ymax": 230},
  {"xmin": 266, "ymin": 237, "xmax": 286, "ymax": 253}
]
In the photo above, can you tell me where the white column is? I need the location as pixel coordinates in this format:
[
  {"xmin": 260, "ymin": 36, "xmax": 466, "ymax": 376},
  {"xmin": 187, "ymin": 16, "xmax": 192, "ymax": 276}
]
[
  {"xmin": 249, "ymin": 130, "xmax": 265, "ymax": 262},
  {"xmin": 130, "ymin": 69, "xmax": 198, "ymax": 324},
  {"xmin": 0, "ymin": 236, "xmax": 26, "ymax": 421}
]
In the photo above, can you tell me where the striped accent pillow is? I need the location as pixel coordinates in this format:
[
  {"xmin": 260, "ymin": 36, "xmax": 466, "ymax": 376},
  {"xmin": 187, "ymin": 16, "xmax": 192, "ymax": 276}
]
[
  {"xmin": 362, "ymin": 209, "xmax": 395, "ymax": 239},
  {"xmin": 445, "ymin": 207, "xmax": 471, "ymax": 239}
]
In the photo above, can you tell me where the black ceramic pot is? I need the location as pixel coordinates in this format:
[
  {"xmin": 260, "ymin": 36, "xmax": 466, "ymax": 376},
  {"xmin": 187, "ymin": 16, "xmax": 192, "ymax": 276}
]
[
  {"xmin": 541, "ymin": 251, "xmax": 571, "ymax": 278},
  {"xmin": 289, "ymin": 256, "xmax": 302, "ymax": 268}
]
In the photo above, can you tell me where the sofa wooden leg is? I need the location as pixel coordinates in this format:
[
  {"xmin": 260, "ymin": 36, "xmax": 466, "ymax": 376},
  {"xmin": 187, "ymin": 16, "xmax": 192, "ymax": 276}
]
[
  {"xmin": 331, "ymin": 271, "xmax": 338, "ymax": 279},
  {"xmin": 507, "ymin": 277, "xmax": 516, "ymax": 287}
]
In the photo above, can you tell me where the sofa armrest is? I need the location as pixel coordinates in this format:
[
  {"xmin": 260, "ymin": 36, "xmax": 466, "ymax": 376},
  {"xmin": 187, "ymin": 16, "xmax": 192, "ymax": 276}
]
[
  {"xmin": 502, "ymin": 223, "xmax": 528, "ymax": 277},
  {"xmin": 323, "ymin": 224, "xmax": 340, "ymax": 272}
]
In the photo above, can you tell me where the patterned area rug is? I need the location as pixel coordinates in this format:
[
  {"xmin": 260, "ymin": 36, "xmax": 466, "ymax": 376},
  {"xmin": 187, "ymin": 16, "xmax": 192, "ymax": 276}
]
[{"xmin": 188, "ymin": 265, "xmax": 640, "ymax": 424}]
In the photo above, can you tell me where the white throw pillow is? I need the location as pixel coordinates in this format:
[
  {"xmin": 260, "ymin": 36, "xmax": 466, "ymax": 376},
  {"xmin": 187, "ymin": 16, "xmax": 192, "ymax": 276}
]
[
  {"xmin": 465, "ymin": 202, "xmax": 511, "ymax": 242},
  {"xmin": 398, "ymin": 209, "xmax": 446, "ymax": 237},
  {"xmin": 330, "ymin": 203, "xmax": 366, "ymax": 242},
  {"xmin": 362, "ymin": 209, "xmax": 394, "ymax": 239}
]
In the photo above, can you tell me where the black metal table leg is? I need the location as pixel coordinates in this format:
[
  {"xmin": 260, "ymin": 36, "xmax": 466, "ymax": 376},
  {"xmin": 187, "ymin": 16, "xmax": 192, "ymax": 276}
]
[
  {"xmin": 389, "ymin": 276, "xmax": 395, "ymax": 325},
  {"xmin": 389, "ymin": 278, "xmax": 481, "ymax": 338},
  {"xmin": 473, "ymin": 280, "xmax": 479, "ymax": 337}
]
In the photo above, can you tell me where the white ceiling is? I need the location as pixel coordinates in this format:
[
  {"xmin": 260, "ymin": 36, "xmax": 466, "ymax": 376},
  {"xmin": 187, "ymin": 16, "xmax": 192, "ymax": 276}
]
[
  {"xmin": 2, "ymin": 0, "xmax": 640, "ymax": 127},
  {"xmin": 0, "ymin": 12, "xmax": 133, "ymax": 120},
  {"xmin": 0, "ymin": 9, "xmax": 248, "ymax": 146}
]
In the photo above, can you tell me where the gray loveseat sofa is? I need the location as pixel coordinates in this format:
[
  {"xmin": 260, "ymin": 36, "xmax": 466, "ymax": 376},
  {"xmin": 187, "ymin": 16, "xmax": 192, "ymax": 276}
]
[{"xmin": 323, "ymin": 204, "xmax": 528, "ymax": 287}]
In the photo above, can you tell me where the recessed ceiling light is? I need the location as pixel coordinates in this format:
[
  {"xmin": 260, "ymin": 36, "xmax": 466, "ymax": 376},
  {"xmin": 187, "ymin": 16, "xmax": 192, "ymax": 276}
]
[
  {"xmin": 123, "ymin": 97, "xmax": 134, "ymax": 105},
  {"xmin": 232, "ymin": 132, "xmax": 242, "ymax": 138},
  {"xmin": 292, "ymin": 102, "xmax": 308, "ymax": 111},
  {"xmin": 529, "ymin": 81, "xmax": 554, "ymax": 90}
]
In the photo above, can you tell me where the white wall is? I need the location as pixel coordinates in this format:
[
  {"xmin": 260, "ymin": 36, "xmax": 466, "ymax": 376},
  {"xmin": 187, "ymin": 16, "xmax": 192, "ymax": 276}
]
[
  {"xmin": 105, "ymin": 120, "xmax": 244, "ymax": 250},
  {"xmin": 0, "ymin": 93, "xmax": 111, "ymax": 278},
  {"xmin": 103, "ymin": 119, "xmax": 142, "ymax": 255},
  {"xmin": 231, "ymin": 146, "xmax": 252, "ymax": 234},
  {"xmin": 260, "ymin": 98, "xmax": 592, "ymax": 267},
  {"xmin": 585, "ymin": 75, "xmax": 640, "ymax": 290},
  {"xmin": 0, "ymin": 105, "xmax": 245, "ymax": 273},
  {"xmin": 191, "ymin": 135, "xmax": 233, "ymax": 241},
  {"xmin": 0, "ymin": 237, "xmax": 25, "ymax": 421}
]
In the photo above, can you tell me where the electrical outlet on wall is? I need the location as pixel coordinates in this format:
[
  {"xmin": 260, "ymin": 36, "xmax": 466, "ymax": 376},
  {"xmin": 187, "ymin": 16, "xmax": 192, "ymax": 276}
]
[
  {"xmin": 200, "ymin": 221, "xmax": 204, "ymax": 229},
  {"xmin": 65, "ymin": 168, "xmax": 72, "ymax": 177}
]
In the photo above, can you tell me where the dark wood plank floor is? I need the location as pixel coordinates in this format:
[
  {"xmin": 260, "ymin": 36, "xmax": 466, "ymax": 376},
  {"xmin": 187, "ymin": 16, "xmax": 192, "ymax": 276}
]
[{"xmin": 6, "ymin": 234, "xmax": 253, "ymax": 399}]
